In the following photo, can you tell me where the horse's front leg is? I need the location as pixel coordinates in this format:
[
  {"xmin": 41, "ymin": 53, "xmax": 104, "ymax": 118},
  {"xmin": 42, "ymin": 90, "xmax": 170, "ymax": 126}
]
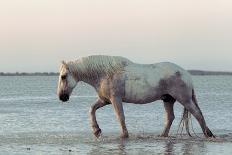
[
  {"xmin": 89, "ymin": 98, "xmax": 110, "ymax": 138},
  {"xmin": 110, "ymin": 97, "xmax": 129, "ymax": 138},
  {"xmin": 160, "ymin": 101, "xmax": 175, "ymax": 137}
]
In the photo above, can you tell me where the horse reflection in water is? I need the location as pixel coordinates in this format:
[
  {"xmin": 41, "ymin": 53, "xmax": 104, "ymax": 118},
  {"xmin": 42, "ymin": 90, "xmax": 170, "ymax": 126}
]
[{"xmin": 57, "ymin": 55, "xmax": 215, "ymax": 138}]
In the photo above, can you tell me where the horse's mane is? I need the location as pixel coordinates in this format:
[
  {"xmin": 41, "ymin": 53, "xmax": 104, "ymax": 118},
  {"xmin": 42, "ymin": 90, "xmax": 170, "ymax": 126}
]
[{"xmin": 67, "ymin": 55, "xmax": 133, "ymax": 80}]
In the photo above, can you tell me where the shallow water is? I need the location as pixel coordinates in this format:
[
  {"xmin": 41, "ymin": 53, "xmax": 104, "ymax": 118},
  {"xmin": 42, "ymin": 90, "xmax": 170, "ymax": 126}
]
[{"xmin": 0, "ymin": 75, "xmax": 232, "ymax": 154}]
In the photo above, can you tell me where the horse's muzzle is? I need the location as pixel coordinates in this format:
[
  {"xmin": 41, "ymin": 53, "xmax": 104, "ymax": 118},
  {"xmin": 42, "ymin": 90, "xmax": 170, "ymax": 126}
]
[{"xmin": 59, "ymin": 94, "xmax": 69, "ymax": 102}]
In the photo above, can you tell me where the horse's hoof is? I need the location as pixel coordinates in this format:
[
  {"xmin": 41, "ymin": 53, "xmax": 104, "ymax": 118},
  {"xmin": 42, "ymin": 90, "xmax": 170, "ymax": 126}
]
[
  {"xmin": 205, "ymin": 127, "xmax": 216, "ymax": 138},
  {"xmin": 120, "ymin": 133, "xmax": 129, "ymax": 139},
  {"xmin": 159, "ymin": 133, "xmax": 168, "ymax": 137},
  {"xmin": 93, "ymin": 128, "xmax": 102, "ymax": 138},
  {"xmin": 158, "ymin": 133, "xmax": 168, "ymax": 137}
]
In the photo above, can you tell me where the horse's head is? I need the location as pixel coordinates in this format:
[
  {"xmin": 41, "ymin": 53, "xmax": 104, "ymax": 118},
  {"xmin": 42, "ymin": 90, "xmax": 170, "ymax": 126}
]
[{"xmin": 57, "ymin": 61, "xmax": 77, "ymax": 102}]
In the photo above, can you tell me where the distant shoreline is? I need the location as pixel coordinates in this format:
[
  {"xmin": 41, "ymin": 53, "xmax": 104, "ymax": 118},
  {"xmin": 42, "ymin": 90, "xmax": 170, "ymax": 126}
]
[
  {"xmin": 188, "ymin": 70, "xmax": 232, "ymax": 75},
  {"xmin": 0, "ymin": 72, "xmax": 58, "ymax": 76},
  {"xmin": 0, "ymin": 70, "xmax": 232, "ymax": 76}
]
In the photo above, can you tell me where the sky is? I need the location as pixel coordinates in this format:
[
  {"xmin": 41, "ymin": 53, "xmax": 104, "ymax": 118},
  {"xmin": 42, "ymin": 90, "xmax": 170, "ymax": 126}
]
[{"xmin": 1, "ymin": 0, "xmax": 232, "ymax": 72}]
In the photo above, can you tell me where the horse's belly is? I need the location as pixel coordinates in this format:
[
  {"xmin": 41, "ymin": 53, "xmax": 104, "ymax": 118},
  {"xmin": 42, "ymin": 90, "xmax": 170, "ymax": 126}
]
[{"xmin": 124, "ymin": 78, "xmax": 158, "ymax": 103}]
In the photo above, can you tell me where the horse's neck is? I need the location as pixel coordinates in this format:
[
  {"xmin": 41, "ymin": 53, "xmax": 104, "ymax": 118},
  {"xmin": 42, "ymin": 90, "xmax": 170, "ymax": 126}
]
[
  {"xmin": 69, "ymin": 60, "xmax": 104, "ymax": 89},
  {"xmin": 80, "ymin": 77, "xmax": 100, "ymax": 90}
]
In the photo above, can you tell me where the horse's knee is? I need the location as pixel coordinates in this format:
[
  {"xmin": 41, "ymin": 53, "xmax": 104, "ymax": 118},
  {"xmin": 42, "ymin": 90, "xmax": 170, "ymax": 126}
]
[{"xmin": 90, "ymin": 104, "xmax": 100, "ymax": 116}]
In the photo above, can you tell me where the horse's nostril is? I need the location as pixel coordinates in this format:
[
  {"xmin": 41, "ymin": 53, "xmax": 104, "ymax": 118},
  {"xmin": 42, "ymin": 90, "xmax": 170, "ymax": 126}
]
[{"xmin": 59, "ymin": 94, "xmax": 69, "ymax": 102}]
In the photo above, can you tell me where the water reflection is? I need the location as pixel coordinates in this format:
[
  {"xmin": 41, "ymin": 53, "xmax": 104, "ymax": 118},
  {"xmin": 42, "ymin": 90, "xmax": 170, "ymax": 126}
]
[
  {"xmin": 164, "ymin": 141, "xmax": 174, "ymax": 155},
  {"xmin": 117, "ymin": 139, "xmax": 127, "ymax": 155},
  {"xmin": 0, "ymin": 132, "xmax": 230, "ymax": 154},
  {"xmin": 87, "ymin": 135, "xmax": 209, "ymax": 155},
  {"xmin": 181, "ymin": 141, "xmax": 205, "ymax": 155},
  {"xmin": 88, "ymin": 138, "xmax": 127, "ymax": 155}
]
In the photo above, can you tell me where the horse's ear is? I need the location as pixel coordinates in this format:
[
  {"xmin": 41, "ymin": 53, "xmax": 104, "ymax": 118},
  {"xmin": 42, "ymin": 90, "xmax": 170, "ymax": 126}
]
[{"xmin": 61, "ymin": 61, "xmax": 67, "ymax": 67}]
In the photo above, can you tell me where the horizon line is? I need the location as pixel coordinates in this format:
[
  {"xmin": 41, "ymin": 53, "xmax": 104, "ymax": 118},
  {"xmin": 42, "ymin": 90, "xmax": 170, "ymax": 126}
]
[{"xmin": 1, "ymin": 70, "xmax": 232, "ymax": 76}]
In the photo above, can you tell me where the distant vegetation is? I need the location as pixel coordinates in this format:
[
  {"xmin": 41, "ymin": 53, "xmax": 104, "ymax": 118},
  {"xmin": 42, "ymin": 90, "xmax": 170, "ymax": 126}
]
[{"xmin": 0, "ymin": 70, "xmax": 232, "ymax": 76}]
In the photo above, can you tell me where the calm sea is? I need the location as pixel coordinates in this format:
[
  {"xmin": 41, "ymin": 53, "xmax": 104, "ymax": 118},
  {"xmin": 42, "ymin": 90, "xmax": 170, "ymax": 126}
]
[{"xmin": 0, "ymin": 76, "xmax": 232, "ymax": 155}]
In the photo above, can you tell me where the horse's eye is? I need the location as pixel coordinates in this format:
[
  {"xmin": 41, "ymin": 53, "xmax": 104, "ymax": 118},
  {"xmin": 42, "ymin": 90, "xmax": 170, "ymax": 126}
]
[{"xmin": 61, "ymin": 75, "xmax": 67, "ymax": 80}]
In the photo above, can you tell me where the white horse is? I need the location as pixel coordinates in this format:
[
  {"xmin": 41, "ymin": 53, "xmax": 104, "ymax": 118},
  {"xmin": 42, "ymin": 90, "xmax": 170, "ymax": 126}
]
[{"xmin": 57, "ymin": 55, "xmax": 215, "ymax": 138}]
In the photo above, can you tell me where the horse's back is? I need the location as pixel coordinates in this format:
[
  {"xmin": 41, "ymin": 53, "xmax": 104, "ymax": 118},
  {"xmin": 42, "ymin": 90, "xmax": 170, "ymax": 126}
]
[
  {"xmin": 154, "ymin": 62, "xmax": 192, "ymax": 83},
  {"xmin": 123, "ymin": 62, "xmax": 193, "ymax": 103},
  {"xmin": 125, "ymin": 62, "xmax": 192, "ymax": 86}
]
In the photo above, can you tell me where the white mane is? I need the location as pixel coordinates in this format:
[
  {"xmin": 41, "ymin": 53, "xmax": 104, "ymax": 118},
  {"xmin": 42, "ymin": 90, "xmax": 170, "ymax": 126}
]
[{"xmin": 67, "ymin": 55, "xmax": 133, "ymax": 80}]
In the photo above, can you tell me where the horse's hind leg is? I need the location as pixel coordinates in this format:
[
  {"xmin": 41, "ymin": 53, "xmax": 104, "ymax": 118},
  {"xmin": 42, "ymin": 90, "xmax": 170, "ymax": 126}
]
[
  {"xmin": 160, "ymin": 94, "xmax": 176, "ymax": 137},
  {"xmin": 180, "ymin": 99, "xmax": 215, "ymax": 138},
  {"xmin": 89, "ymin": 98, "xmax": 110, "ymax": 138}
]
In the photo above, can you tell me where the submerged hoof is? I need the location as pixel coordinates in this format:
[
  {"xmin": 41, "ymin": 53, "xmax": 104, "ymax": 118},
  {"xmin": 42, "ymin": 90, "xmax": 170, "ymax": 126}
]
[
  {"xmin": 93, "ymin": 128, "xmax": 102, "ymax": 138},
  {"xmin": 159, "ymin": 133, "xmax": 169, "ymax": 137},
  {"xmin": 120, "ymin": 132, "xmax": 129, "ymax": 139}
]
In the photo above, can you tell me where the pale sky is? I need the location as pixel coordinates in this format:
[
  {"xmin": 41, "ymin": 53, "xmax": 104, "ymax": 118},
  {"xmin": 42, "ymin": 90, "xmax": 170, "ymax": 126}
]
[{"xmin": 1, "ymin": 0, "xmax": 232, "ymax": 72}]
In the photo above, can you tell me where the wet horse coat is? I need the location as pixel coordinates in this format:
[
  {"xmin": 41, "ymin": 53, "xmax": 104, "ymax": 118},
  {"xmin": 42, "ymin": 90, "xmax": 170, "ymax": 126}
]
[{"xmin": 57, "ymin": 55, "xmax": 215, "ymax": 138}]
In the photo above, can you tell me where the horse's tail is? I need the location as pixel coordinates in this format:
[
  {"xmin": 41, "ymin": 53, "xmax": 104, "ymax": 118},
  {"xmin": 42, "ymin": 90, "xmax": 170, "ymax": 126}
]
[
  {"xmin": 182, "ymin": 108, "xmax": 192, "ymax": 137},
  {"xmin": 177, "ymin": 108, "xmax": 192, "ymax": 136},
  {"xmin": 178, "ymin": 89, "xmax": 199, "ymax": 137}
]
